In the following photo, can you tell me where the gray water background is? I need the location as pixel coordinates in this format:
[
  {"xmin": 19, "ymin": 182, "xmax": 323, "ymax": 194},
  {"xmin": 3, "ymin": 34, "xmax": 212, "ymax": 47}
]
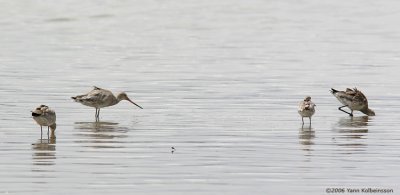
[{"xmin": 1, "ymin": 0, "xmax": 400, "ymax": 194}]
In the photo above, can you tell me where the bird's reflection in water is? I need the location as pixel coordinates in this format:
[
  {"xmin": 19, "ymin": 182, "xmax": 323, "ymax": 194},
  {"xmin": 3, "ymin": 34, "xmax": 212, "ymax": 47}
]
[
  {"xmin": 74, "ymin": 121, "xmax": 129, "ymax": 149},
  {"xmin": 299, "ymin": 126, "xmax": 315, "ymax": 152},
  {"xmin": 333, "ymin": 116, "xmax": 370, "ymax": 152},
  {"xmin": 32, "ymin": 131, "xmax": 56, "ymax": 166}
]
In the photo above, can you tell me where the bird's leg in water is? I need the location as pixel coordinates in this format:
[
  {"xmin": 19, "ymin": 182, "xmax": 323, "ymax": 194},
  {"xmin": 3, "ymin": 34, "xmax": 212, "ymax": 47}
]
[{"xmin": 338, "ymin": 106, "xmax": 353, "ymax": 116}]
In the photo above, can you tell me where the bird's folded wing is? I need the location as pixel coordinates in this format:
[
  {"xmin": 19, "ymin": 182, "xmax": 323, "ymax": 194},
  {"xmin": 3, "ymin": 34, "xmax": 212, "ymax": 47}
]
[
  {"xmin": 337, "ymin": 93, "xmax": 354, "ymax": 102},
  {"xmin": 82, "ymin": 92, "xmax": 105, "ymax": 102}
]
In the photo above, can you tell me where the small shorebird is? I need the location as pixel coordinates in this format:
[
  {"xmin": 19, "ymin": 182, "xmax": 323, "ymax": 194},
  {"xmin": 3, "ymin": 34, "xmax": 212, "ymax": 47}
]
[
  {"xmin": 31, "ymin": 105, "xmax": 56, "ymax": 139},
  {"xmin": 330, "ymin": 88, "xmax": 375, "ymax": 116},
  {"xmin": 298, "ymin": 96, "xmax": 316, "ymax": 125},
  {"xmin": 71, "ymin": 86, "xmax": 143, "ymax": 119}
]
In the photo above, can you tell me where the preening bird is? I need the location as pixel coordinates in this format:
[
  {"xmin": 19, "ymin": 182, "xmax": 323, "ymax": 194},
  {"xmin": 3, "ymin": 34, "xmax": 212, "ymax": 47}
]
[
  {"xmin": 330, "ymin": 88, "xmax": 375, "ymax": 117},
  {"xmin": 32, "ymin": 105, "xmax": 56, "ymax": 138},
  {"xmin": 298, "ymin": 96, "xmax": 316, "ymax": 125}
]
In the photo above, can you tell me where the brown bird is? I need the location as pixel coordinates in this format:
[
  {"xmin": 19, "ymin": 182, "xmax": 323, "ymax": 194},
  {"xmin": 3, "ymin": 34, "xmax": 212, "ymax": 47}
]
[
  {"xmin": 330, "ymin": 87, "xmax": 375, "ymax": 116},
  {"xmin": 298, "ymin": 96, "xmax": 316, "ymax": 125},
  {"xmin": 32, "ymin": 105, "xmax": 56, "ymax": 139},
  {"xmin": 71, "ymin": 86, "xmax": 143, "ymax": 120}
]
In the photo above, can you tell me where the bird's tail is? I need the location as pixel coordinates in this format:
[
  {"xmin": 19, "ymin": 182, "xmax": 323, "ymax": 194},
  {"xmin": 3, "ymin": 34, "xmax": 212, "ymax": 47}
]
[
  {"xmin": 71, "ymin": 96, "xmax": 80, "ymax": 102},
  {"xmin": 330, "ymin": 88, "xmax": 338, "ymax": 94}
]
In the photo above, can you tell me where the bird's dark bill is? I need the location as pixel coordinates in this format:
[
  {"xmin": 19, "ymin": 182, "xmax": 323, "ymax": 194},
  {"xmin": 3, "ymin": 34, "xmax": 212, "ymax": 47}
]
[{"xmin": 32, "ymin": 112, "xmax": 41, "ymax": 117}]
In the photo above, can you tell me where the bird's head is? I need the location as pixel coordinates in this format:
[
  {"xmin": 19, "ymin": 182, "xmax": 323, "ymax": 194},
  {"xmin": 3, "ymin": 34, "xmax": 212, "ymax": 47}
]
[
  {"xmin": 364, "ymin": 108, "xmax": 375, "ymax": 116},
  {"xmin": 117, "ymin": 92, "xmax": 143, "ymax": 109}
]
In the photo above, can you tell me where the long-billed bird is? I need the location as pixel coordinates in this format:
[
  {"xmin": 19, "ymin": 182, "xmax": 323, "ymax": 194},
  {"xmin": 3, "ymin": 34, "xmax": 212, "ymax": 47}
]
[{"xmin": 71, "ymin": 86, "xmax": 143, "ymax": 120}]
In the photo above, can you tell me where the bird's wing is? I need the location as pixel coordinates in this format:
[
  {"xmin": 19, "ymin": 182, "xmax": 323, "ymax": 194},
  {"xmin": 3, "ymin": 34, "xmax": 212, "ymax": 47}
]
[
  {"xmin": 335, "ymin": 91, "xmax": 355, "ymax": 105},
  {"xmin": 43, "ymin": 107, "xmax": 55, "ymax": 114},
  {"xmin": 338, "ymin": 90, "xmax": 353, "ymax": 100},
  {"xmin": 353, "ymin": 89, "xmax": 368, "ymax": 105},
  {"xmin": 80, "ymin": 90, "xmax": 107, "ymax": 103},
  {"xmin": 298, "ymin": 101, "xmax": 306, "ymax": 111},
  {"xmin": 43, "ymin": 107, "xmax": 56, "ymax": 119},
  {"xmin": 345, "ymin": 88, "xmax": 356, "ymax": 95}
]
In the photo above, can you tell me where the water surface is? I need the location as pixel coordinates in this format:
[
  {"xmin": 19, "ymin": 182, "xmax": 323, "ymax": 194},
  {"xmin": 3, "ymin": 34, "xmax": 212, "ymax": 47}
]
[{"xmin": 1, "ymin": 0, "xmax": 400, "ymax": 194}]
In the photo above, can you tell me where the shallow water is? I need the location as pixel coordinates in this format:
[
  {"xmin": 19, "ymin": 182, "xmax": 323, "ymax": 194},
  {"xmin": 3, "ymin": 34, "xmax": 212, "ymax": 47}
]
[{"xmin": 1, "ymin": 0, "xmax": 400, "ymax": 194}]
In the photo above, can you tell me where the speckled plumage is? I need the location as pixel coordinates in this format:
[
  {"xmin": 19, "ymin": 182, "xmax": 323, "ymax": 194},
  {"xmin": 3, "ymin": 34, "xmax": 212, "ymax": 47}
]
[
  {"xmin": 32, "ymin": 105, "xmax": 56, "ymax": 138},
  {"xmin": 330, "ymin": 88, "xmax": 375, "ymax": 116},
  {"xmin": 298, "ymin": 96, "xmax": 316, "ymax": 125}
]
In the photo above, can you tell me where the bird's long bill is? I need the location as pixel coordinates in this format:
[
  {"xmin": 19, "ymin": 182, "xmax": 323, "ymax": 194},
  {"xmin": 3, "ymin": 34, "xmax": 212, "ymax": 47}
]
[{"xmin": 127, "ymin": 98, "xmax": 143, "ymax": 109}]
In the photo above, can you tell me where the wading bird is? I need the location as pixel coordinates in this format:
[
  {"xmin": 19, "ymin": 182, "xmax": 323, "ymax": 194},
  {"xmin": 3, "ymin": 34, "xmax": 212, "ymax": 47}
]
[
  {"xmin": 32, "ymin": 105, "xmax": 56, "ymax": 139},
  {"xmin": 330, "ymin": 88, "xmax": 375, "ymax": 117},
  {"xmin": 71, "ymin": 86, "xmax": 143, "ymax": 120},
  {"xmin": 298, "ymin": 96, "xmax": 316, "ymax": 125}
]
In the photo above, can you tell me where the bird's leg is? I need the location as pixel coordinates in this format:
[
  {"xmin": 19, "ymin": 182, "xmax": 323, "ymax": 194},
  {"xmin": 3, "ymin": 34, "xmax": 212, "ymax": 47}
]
[
  {"xmin": 309, "ymin": 117, "xmax": 312, "ymax": 126},
  {"xmin": 47, "ymin": 126, "xmax": 50, "ymax": 140},
  {"xmin": 95, "ymin": 108, "xmax": 98, "ymax": 118},
  {"xmin": 95, "ymin": 108, "xmax": 100, "ymax": 121},
  {"xmin": 40, "ymin": 126, "xmax": 43, "ymax": 140},
  {"xmin": 301, "ymin": 117, "xmax": 304, "ymax": 124},
  {"xmin": 338, "ymin": 106, "xmax": 353, "ymax": 116}
]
